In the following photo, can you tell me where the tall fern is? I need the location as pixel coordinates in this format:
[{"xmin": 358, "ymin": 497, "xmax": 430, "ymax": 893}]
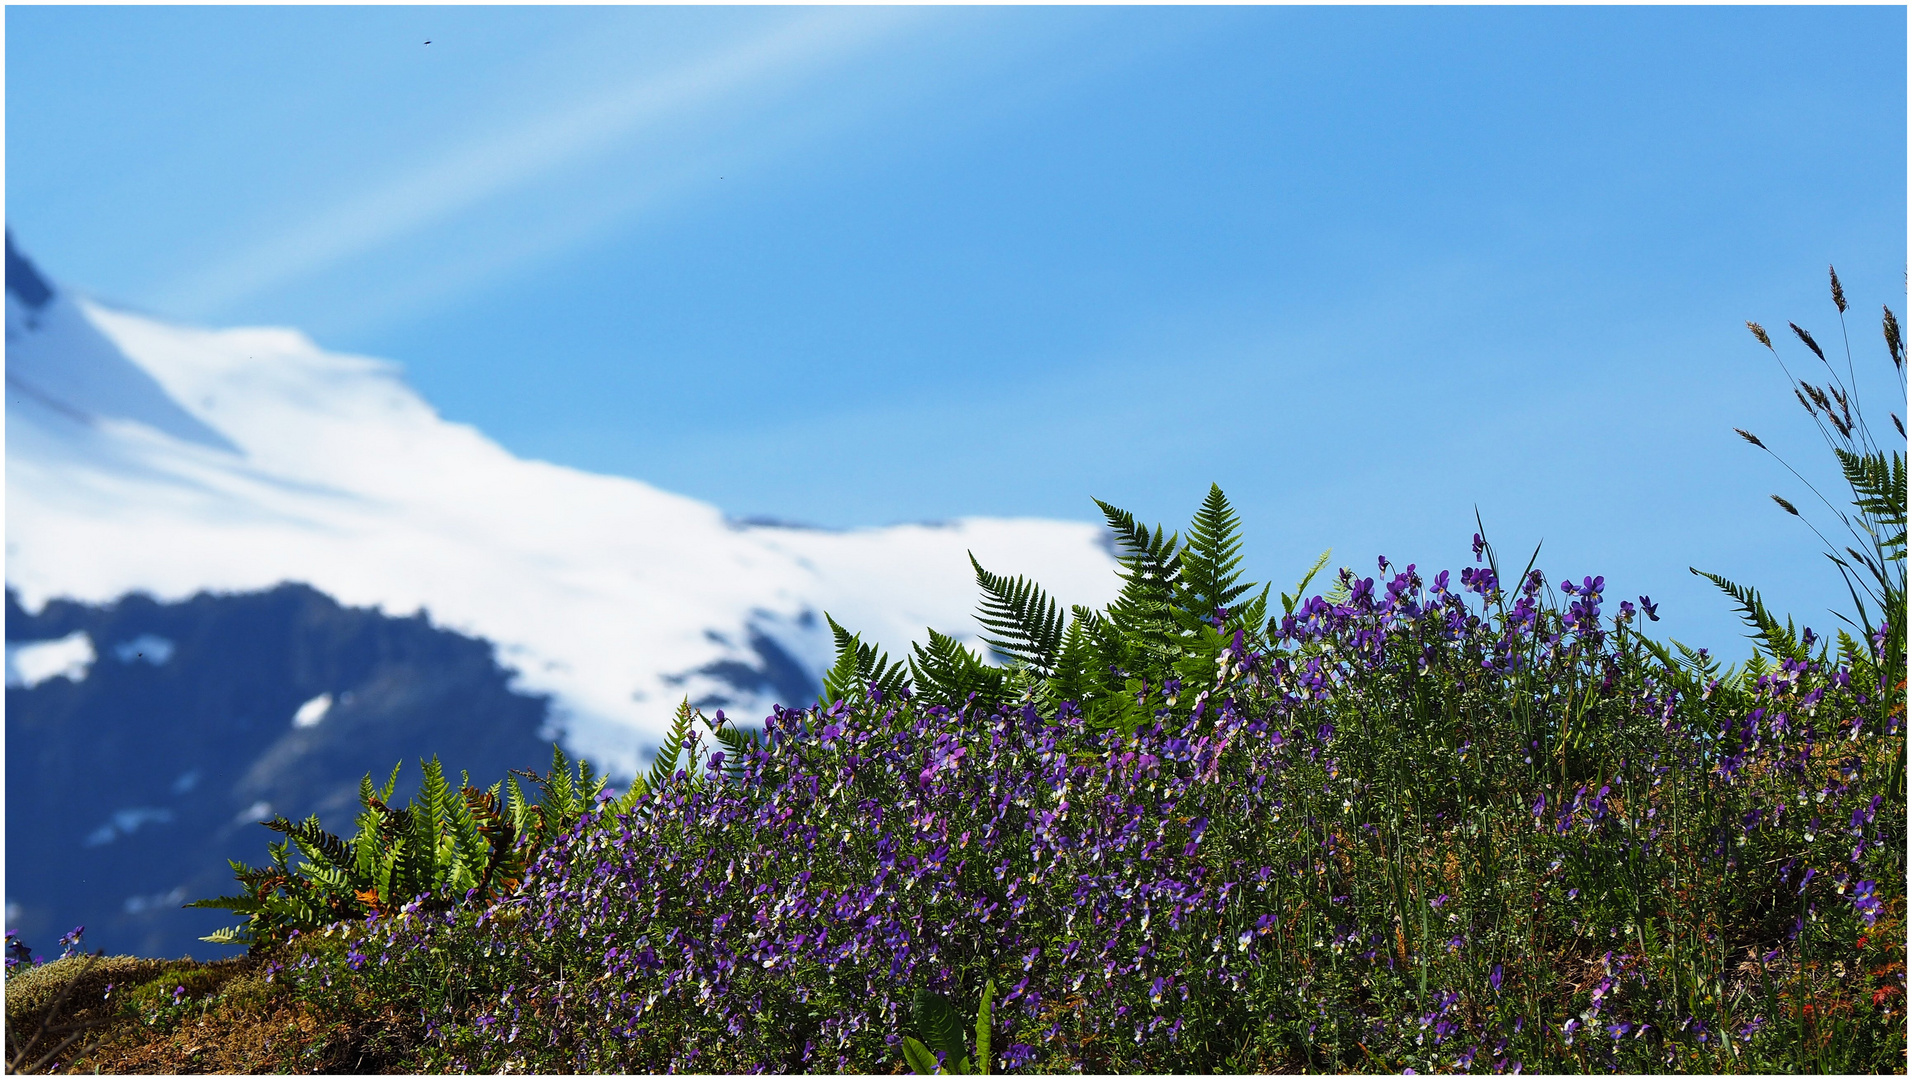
[
  {"xmin": 909, "ymin": 628, "xmax": 1007, "ymax": 711},
  {"xmin": 1180, "ymin": 483, "xmax": 1271, "ymax": 637},
  {"xmin": 969, "ymin": 554, "xmax": 1067, "ymax": 675},
  {"xmin": 1096, "ymin": 498, "xmax": 1187, "ymax": 667},
  {"xmin": 820, "ymin": 614, "xmax": 911, "ymax": 706},
  {"xmin": 828, "ymin": 485, "xmax": 1307, "ymax": 741},
  {"xmin": 609, "ymin": 698, "xmax": 701, "ymax": 815}
]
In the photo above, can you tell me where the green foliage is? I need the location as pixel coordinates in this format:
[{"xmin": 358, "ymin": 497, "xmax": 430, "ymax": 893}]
[
  {"xmin": 820, "ymin": 614, "xmax": 910, "ymax": 707},
  {"xmin": 176, "ymin": 268, "xmax": 1908, "ymax": 1076},
  {"xmin": 710, "ymin": 712, "xmax": 764, "ymax": 788},
  {"xmin": 1280, "ymin": 548, "xmax": 1333, "ymax": 617},
  {"xmin": 828, "ymin": 484, "xmax": 1285, "ymax": 742},
  {"xmin": 901, "ymin": 980, "xmax": 995, "ymax": 1074},
  {"xmin": 969, "ymin": 554, "xmax": 1066, "ymax": 676},
  {"xmin": 190, "ymin": 748, "xmax": 607, "ymax": 949},
  {"xmin": 1701, "ymin": 277, "xmax": 1906, "ymax": 801},
  {"xmin": 1689, "ymin": 569, "xmax": 1815, "ymax": 663},
  {"xmin": 1181, "ymin": 483, "xmax": 1272, "ymax": 638},
  {"xmin": 609, "ymin": 698, "xmax": 699, "ymax": 815},
  {"xmin": 908, "ymin": 628, "xmax": 1006, "ymax": 712}
]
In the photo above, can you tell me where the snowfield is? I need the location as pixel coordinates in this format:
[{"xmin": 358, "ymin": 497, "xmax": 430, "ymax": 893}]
[{"xmin": 5, "ymin": 245, "xmax": 1121, "ymax": 778}]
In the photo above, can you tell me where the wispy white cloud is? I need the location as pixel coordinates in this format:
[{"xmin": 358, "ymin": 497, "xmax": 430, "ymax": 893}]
[{"xmin": 156, "ymin": 8, "xmax": 927, "ymax": 319}]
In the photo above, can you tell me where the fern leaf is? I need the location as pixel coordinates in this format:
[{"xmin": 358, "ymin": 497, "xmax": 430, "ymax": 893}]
[
  {"xmin": 712, "ymin": 724, "xmax": 761, "ymax": 787},
  {"xmin": 505, "ymin": 775, "xmax": 532, "ymax": 838},
  {"xmin": 1095, "ymin": 499, "xmax": 1186, "ymax": 660},
  {"xmin": 198, "ymin": 925, "xmax": 254, "ymax": 946},
  {"xmin": 910, "ymin": 628, "xmax": 1008, "ymax": 711},
  {"xmin": 1838, "ymin": 446, "xmax": 1908, "ymax": 558},
  {"xmin": 377, "ymin": 841, "xmax": 403, "ymax": 910},
  {"xmin": 1280, "ymin": 549, "xmax": 1333, "ymax": 617},
  {"xmin": 820, "ymin": 618, "xmax": 865, "ymax": 707},
  {"xmin": 1181, "ymin": 484, "xmax": 1255, "ymax": 618},
  {"xmin": 820, "ymin": 615, "xmax": 911, "ymax": 705},
  {"xmin": 377, "ymin": 761, "xmax": 401, "ymax": 804},
  {"xmin": 1095, "ymin": 499, "xmax": 1184, "ymax": 591},
  {"xmin": 1692, "ymin": 568, "xmax": 1807, "ymax": 660},
  {"xmin": 546, "ymin": 744, "xmax": 578, "ymax": 826},
  {"xmin": 442, "ymin": 781, "xmax": 489, "ymax": 895},
  {"xmin": 184, "ymin": 892, "xmax": 272, "ymax": 915},
  {"xmin": 968, "ymin": 553, "xmax": 1066, "ymax": 675},
  {"xmin": 266, "ymin": 815, "xmax": 354, "ymax": 875},
  {"xmin": 648, "ymin": 702, "xmax": 696, "ymax": 796},
  {"xmin": 419, "ymin": 757, "xmax": 457, "ymax": 891}
]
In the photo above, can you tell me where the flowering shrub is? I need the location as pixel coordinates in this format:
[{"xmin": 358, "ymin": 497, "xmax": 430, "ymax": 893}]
[{"xmin": 268, "ymin": 518, "xmax": 1902, "ymax": 1072}]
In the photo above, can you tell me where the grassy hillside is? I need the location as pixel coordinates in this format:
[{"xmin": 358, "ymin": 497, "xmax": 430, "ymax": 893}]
[{"xmin": 7, "ymin": 279, "xmax": 1904, "ymax": 1074}]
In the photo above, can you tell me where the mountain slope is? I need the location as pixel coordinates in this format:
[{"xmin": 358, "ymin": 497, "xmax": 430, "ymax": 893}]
[
  {"xmin": 5, "ymin": 236, "xmax": 1121, "ymax": 779},
  {"xmin": 6, "ymin": 584, "xmax": 557, "ymax": 958}
]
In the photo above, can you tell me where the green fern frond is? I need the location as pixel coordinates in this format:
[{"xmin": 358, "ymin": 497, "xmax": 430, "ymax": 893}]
[
  {"xmin": 544, "ymin": 744, "xmax": 578, "ymax": 823},
  {"xmin": 1181, "ymin": 484, "xmax": 1255, "ymax": 618},
  {"xmin": 909, "ymin": 628, "xmax": 1008, "ymax": 711},
  {"xmin": 197, "ymin": 925, "xmax": 254, "ymax": 946},
  {"xmin": 1096, "ymin": 499, "xmax": 1186, "ymax": 662},
  {"xmin": 1837, "ymin": 446, "xmax": 1907, "ymax": 557},
  {"xmin": 1324, "ymin": 571, "xmax": 1353, "ymax": 608},
  {"xmin": 1692, "ymin": 568, "xmax": 1809, "ymax": 661},
  {"xmin": 1049, "ymin": 612, "xmax": 1117, "ymax": 712},
  {"xmin": 265, "ymin": 815, "xmax": 353, "ymax": 875},
  {"xmin": 712, "ymin": 722, "xmax": 761, "ymax": 787},
  {"xmin": 968, "ymin": 553, "xmax": 1066, "ymax": 676},
  {"xmin": 505, "ymin": 775, "xmax": 532, "ymax": 836},
  {"xmin": 820, "ymin": 615, "xmax": 911, "ymax": 706},
  {"xmin": 377, "ymin": 761, "xmax": 401, "ymax": 805},
  {"xmin": 1280, "ymin": 549, "xmax": 1333, "ymax": 618},
  {"xmin": 183, "ymin": 892, "xmax": 271, "ymax": 916},
  {"xmin": 1095, "ymin": 499, "xmax": 1183, "ymax": 592},
  {"xmin": 649, "ymin": 700, "xmax": 697, "ymax": 793}
]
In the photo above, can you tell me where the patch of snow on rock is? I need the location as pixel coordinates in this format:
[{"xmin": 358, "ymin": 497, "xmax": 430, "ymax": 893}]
[{"xmin": 6, "ymin": 630, "xmax": 97, "ymax": 689}]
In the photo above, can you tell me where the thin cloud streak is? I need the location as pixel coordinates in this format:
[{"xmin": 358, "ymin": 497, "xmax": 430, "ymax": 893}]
[{"xmin": 156, "ymin": 8, "xmax": 924, "ymax": 319}]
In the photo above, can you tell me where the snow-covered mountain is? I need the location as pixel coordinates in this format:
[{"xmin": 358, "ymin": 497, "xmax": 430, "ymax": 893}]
[{"xmin": 5, "ymin": 235, "xmax": 1121, "ymax": 779}]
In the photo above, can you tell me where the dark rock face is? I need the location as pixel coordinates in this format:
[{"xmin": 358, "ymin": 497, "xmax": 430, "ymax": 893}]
[
  {"xmin": 664, "ymin": 619, "xmax": 821, "ymax": 713},
  {"xmin": 5, "ymin": 583, "xmax": 556, "ymax": 960},
  {"xmin": 7, "ymin": 231, "xmax": 54, "ymax": 310}
]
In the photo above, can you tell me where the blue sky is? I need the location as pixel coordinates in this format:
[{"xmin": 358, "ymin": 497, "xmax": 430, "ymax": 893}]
[{"xmin": 7, "ymin": 5, "xmax": 1906, "ymax": 656}]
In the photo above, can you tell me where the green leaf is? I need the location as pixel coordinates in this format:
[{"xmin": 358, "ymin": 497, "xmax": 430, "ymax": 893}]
[
  {"xmin": 1280, "ymin": 548, "xmax": 1333, "ymax": 617},
  {"xmin": 198, "ymin": 925, "xmax": 254, "ymax": 946},
  {"xmin": 265, "ymin": 815, "xmax": 352, "ymax": 875},
  {"xmin": 969, "ymin": 553, "xmax": 1066, "ymax": 676},
  {"xmin": 900, "ymin": 1036, "xmax": 942, "ymax": 1075},
  {"xmin": 974, "ymin": 979, "xmax": 996, "ymax": 1075},
  {"xmin": 914, "ymin": 988, "xmax": 967, "ymax": 1069},
  {"xmin": 820, "ymin": 615, "xmax": 911, "ymax": 706},
  {"xmin": 1181, "ymin": 484, "xmax": 1256, "ymax": 621},
  {"xmin": 1690, "ymin": 567, "xmax": 1810, "ymax": 662},
  {"xmin": 909, "ymin": 628, "xmax": 1008, "ymax": 712},
  {"xmin": 1096, "ymin": 498, "xmax": 1185, "ymax": 659},
  {"xmin": 712, "ymin": 721, "xmax": 762, "ymax": 788}
]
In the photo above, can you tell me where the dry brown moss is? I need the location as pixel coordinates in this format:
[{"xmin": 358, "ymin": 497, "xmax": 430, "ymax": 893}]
[{"xmin": 4, "ymin": 952, "xmax": 421, "ymax": 1073}]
